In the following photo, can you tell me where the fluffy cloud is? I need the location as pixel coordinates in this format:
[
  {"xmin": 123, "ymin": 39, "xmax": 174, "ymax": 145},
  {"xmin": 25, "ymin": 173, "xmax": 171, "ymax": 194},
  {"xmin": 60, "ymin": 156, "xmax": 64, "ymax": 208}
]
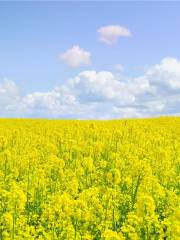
[
  {"xmin": 0, "ymin": 79, "xmax": 24, "ymax": 116},
  {"xmin": 60, "ymin": 45, "xmax": 91, "ymax": 68},
  {"xmin": 1, "ymin": 57, "xmax": 180, "ymax": 119},
  {"xmin": 146, "ymin": 57, "xmax": 180, "ymax": 91},
  {"xmin": 68, "ymin": 71, "xmax": 135, "ymax": 104},
  {"xmin": 97, "ymin": 25, "xmax": 132, "ymax": 45}
]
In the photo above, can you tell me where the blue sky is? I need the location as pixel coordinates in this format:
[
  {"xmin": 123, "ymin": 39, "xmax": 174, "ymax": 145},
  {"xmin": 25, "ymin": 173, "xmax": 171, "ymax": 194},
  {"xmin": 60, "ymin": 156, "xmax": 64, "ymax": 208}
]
[{"xmin": 0, "ymin": 2, "xmax": 180, "ymax": 119}]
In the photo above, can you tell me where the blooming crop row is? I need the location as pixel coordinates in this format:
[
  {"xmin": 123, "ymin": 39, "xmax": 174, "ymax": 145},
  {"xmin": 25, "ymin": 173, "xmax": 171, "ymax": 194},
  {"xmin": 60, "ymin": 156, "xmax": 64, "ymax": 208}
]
[{"xmin": 0, "ymin": 118, "xmax": 179, "ymax": 239}]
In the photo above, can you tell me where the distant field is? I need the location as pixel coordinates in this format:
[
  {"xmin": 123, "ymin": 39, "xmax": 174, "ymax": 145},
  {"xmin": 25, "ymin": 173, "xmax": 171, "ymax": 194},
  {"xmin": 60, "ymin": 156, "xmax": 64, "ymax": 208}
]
[{"xmin": 0, "ymin": 118, "xmax": 179, "ymax": 239}]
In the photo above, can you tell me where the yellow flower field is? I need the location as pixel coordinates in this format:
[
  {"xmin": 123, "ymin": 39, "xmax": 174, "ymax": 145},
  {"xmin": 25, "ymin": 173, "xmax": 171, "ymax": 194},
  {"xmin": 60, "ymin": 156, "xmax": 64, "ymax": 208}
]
[{"xmin": 0, "ymin": 118, "xmax": 180, "ymax": 239}]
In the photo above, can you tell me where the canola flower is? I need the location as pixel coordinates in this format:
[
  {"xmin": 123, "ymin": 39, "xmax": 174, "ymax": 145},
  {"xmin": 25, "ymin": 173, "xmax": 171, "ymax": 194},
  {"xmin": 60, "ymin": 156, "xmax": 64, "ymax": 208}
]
[{"xmin": 0, "ymin": 117, "xmax": 180, "ymax": 239}]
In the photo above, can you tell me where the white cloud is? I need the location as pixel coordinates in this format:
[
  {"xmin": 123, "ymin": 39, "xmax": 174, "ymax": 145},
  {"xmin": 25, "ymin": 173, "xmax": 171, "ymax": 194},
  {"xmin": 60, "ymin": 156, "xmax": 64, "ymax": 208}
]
[
  {"xmin": 68, "ymin": 70, "xmax": 135, "ymax": 104},
  {"xmin": 1, "ymin": 57, "xmax": 180, "ymax": 119},
  {"xmin": 60, "ymin": 45, "xmax": 91, "ymax": 68},
  {"xmin": 0, "ymin": 79, "xmax": 23, "ymax": 116},
  {"xmin": 112, "ymin": 106, "xmax": 143, "ymax": 118},
  {"xmin": 146, "ymin": 57, "xmax": 180, "ymax": 90},
  {"xmin": 153, "ymin": 57, "xmax": 180, "ymax": 75},
  {"xmin": 97, "ymin": 25, "xmax": 132, "ymax": 45}
]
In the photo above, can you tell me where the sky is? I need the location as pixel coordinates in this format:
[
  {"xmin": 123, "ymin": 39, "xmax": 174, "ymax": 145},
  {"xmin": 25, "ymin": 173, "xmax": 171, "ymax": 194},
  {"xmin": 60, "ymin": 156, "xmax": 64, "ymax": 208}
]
[{"xmin": 0, "ymin": 1, "xmax": 180, "ymax": 119}]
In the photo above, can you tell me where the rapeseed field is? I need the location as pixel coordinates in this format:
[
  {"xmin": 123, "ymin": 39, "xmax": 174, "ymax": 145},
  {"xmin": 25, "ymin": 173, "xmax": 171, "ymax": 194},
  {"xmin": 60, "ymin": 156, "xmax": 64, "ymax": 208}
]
[{"xmin": 0, "ymin": 118, "xmax": 179, "ymax": 239}]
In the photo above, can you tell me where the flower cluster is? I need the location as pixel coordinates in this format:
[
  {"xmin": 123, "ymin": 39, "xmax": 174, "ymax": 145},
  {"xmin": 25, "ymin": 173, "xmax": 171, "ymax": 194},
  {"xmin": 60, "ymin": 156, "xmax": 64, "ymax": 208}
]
[{"xmin": 0, "ymin": 117, "xmax": 180, "ymax": 239}]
